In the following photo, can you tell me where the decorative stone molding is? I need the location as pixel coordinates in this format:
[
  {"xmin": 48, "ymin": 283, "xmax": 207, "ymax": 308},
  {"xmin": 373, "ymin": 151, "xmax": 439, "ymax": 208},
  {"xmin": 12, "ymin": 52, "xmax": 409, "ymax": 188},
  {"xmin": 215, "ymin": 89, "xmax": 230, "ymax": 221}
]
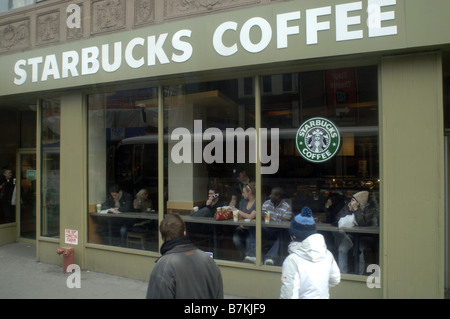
[
  {"xmin": 0, "ymin": 19, "xmax": 30, "ymax": 53},
  {"xmin": 36, "ymin": 10, "xmax": 60, "ymax": 46},
  {"xmin": 134, "ymin": 0, "xmax": 155, "ymax": 27},
  {"xmin": 91, "ymin": 0, "xmax": 126, "ymax": 35},
  {"xmin": 0, "ymin": 0, "xmax": 274, "ymax": 55},
  {"xmin": 164, "ymin": 0, "xmax": 261, "ymax": 20}
]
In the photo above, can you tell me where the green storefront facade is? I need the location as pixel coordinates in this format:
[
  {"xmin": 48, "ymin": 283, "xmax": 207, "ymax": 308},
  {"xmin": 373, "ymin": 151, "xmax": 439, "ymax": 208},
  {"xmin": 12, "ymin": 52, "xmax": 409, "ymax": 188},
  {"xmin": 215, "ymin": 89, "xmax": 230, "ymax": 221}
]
[{"xmin": 0, "ymin": 0, "xmax": 449, "ymax": 298}]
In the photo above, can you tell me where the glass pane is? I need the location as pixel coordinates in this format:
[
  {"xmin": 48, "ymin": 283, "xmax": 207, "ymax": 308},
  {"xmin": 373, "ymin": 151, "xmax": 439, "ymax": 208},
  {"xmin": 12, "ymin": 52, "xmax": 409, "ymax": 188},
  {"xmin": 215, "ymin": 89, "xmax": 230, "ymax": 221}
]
[
  {"xmin": 164, "ymin": 79, "xmax": 256, "ymax": 262},
  {"xmin": 261, "ymin": 66, "xmax": 380, "ymax": 275},
  {"xmin": 88, "ymin": 87, "xmax": 159, "ymax": 251},
  {"xmin": 20, "ymin": 109, "xmax": 37, "ymax": 148},
  {"xmin": 0, "ymin": 110, "xmax": 19, "ymax": 225},
  {"xmin": 20, "ymin": 153, "xmax": 36, "ymax": 239},
  {"xmin": 0, "ymin": 168, "xmax": 16, "ymax": 224},
  {"xmin": 41, "ymin": 98, "xmax": 60, "ymax": 238}
]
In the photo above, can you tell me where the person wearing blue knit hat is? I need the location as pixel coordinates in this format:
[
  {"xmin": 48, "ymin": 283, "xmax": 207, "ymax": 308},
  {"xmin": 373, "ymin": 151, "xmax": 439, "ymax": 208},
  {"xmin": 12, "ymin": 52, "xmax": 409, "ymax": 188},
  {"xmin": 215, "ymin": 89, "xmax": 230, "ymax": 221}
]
[
  {"xmin": 289, "ymin": 207, "xmax": 316, "ymax": 242},
  {"xmin": 281, "ymin": 206, "xmax": 340, "ymax": 299}
]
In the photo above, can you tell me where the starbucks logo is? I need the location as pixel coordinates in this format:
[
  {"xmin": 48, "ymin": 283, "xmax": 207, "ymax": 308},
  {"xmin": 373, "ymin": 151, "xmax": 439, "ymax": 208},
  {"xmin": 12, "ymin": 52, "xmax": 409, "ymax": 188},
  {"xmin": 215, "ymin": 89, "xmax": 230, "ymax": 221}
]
[{"xmin": 296, "ymin": 118, "xmax": 341, "ymax": 163}]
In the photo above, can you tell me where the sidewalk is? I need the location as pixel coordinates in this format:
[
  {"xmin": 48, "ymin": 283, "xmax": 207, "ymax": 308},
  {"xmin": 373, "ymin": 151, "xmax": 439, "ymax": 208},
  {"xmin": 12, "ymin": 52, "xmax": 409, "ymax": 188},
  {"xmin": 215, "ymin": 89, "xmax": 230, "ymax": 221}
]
[{"xmin": 0, "ymin": 242, "xmax": 243, "ymax": 299}]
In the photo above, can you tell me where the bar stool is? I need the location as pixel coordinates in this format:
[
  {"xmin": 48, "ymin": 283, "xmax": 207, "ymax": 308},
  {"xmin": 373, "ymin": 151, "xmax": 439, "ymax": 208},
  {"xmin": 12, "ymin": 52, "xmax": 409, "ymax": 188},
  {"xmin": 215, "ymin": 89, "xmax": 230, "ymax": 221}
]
[{"xmin": 126, "ymin": 232, "xmax": 149, "ymax": 250}]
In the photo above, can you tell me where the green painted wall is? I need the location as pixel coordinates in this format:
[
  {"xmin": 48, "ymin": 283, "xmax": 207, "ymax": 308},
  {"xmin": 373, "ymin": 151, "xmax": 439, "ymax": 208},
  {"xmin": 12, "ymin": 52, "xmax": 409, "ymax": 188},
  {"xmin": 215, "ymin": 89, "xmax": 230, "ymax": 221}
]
[{"xmin": 380, "ymin": 52, "xmax": 445, "ymax": 298}]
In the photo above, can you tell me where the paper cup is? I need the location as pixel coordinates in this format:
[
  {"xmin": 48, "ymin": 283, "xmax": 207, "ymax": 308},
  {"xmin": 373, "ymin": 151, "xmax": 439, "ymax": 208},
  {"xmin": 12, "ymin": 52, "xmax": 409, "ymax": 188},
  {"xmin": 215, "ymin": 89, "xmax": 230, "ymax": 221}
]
[
  {"xmin": 264, "ymin": 211, "xmax": 270, "ymax": 223},
  {"xmin": 233, "ymin": 210, "xmax": 239, "ymax": 222},
  {"xmin": 96, "ymin": 204, "xmax": 101, "ymax": 212}
]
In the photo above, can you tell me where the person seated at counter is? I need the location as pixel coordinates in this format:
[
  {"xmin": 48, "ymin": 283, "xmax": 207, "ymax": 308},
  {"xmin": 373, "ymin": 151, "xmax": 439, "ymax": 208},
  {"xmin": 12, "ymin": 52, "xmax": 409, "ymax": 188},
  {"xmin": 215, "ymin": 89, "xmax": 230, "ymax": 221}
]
[
  {"xmin": 133, "ymin": 188, "xmax": 153, "ymax": 212},
  {"xmin": 190, "ymin": 185, "xmax": 224, "ymax": 218},
  {"xmin": 233, "ymin": 182, "xmax": 256, "ymax": 259},
  {"xmin": 130, "ymin": 188, "xmax": 157, "ymax": 235},
  {"xmin": 186, "ymin": 186, "xmax": 225, "ymax": 237},
  {"xmin": 245, "ymin": 187, "xmax": 292, "ymax": 265},
  {"xmin": 334, "ymin": 190, "xmax": 379, "ymax": 274},
  {"xmin": 101, "ymin": 184, "xmax": 134, "ymax": 212},
  {"xmin": 229, "ymin": 166, "xmax": 251, "ymax": 209},
  {"xmin": 100, "ymin": 184, "xmax": 134, "ymax": 246}
]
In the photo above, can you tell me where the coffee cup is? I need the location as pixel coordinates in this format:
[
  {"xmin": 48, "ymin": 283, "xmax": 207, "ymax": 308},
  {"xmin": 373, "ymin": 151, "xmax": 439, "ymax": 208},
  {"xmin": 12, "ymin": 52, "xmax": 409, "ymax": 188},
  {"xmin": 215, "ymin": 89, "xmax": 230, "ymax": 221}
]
[
  {"xmin": 264, "ymin": 211, "xmax": 270, "ymax": 223},
  {"xmin": 96, "ymin": 203, "xmax": 101, "ymax": 212},
  {"xmin": 233, "ymin": 210, "xmax": 239, "ymax": 222}
]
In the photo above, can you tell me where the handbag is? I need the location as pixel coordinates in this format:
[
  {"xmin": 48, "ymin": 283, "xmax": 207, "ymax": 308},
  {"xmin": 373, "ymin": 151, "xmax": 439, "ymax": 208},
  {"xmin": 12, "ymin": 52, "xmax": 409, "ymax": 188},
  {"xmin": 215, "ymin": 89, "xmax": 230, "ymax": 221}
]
[
  {"xmin": 214, "ymin": 207, "xmax": 232, "ymax": 221},
  {"xmin": 338, "ymin": 213, "xmax": 356, "ymax": 228}
]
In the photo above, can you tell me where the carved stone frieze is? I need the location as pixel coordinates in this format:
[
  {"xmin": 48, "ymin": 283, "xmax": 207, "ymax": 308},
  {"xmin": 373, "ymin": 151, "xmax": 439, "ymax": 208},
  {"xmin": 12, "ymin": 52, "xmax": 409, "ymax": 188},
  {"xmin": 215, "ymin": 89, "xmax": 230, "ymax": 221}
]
[
  {"xmin": 0, "ymin": 19, "xmax": 30, "ymax": 53},
  {"xmin": 91, "ymin": 0, "xmax": 126, "ymax": 35},
  {"xmin": 36, "ymin": 11, "xmax": 60, "ymax": 46},
  {"xmin": 164, "ymin": 0, "xmax": 261, "ymax": 19},
  {"xmin": 134, "ymin": 0, "xmax": 155, "ymax": 27}
]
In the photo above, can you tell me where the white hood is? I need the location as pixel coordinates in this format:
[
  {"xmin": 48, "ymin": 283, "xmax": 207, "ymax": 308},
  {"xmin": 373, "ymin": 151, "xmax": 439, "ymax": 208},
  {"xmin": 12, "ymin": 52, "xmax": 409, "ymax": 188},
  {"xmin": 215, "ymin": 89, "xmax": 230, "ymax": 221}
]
[{"xmin": 288, "ymin": 233, "xmax": 328, "ymax": 263}]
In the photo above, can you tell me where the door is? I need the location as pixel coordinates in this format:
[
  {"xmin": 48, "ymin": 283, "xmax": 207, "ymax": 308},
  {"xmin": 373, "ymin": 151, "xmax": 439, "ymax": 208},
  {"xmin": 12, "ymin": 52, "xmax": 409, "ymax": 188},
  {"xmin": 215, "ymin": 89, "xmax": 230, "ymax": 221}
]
[{"xmin": 17, "ymin": 151, "xmax": 36, "ymax": 240}]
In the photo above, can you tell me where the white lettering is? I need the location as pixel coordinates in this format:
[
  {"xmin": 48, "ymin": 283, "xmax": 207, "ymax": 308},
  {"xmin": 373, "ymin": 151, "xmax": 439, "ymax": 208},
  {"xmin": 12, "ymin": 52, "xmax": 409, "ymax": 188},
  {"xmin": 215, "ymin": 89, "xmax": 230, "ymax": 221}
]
[
  {"xmin": 171, "ymin": 127, "xmax": 192, "ymax": 164},
  {"xmin": 102, "ymin": 42, "xmax": 122, "ymax": 73},
  {"xmin": 336, "ymin": 2, "xmax": 363, "ymax": 41},
  {"xmin": 306, "ymin": 6, "xmax": 331, "ymax": 45},
  {"xmin": 62, "ymin": 51, "xmax": 79, "ymax": 78},
  {"xmin": 66, "ymin": 264, "xmax": 81, "ymax": 289},
  {"xmin": 14, "ymin": 59, "xmax": 27, "ymax": 85},
  {"xmin": 368, "ymin": 0, "xmax": 397, "ymax": 37},
  {"xmin": 66, "ymin": 4, "xmax": 81, "ymax": 29},
  {"xmin": 170, "ymin": 121, "xmax": 278, "ymax": 174},
  {"xmin": 125, "ymin": 37, "xmax": 145, "ymax": 69},
  {"xmin": 172, "ymin": 29, "xmax": 193, "ymax": 63},
  {"xmin": 12, "ymin": 1, "xmax": 399, "ymax": 86},
  {"xmin": 213, "ymin": 21, "xmax": 238, "ymax": 56},
  {"xmin": 240, "ymin": 17, "xmax": 272, "ymax": 53},
  {"xmin": 28, "ymin": 57, "xmax": 43, "ymax": 83},
  {"xmin": 81, "ymin": 46, "xmax": 100, "ymax": 75},
  {"xmin": 147, "ymin": 34, "xmax": 170, "ymax": 66},
  {"xmin": 41, "ymin": 54, "xmax": 61, "ymax": 81},
  {"xmin": 277, "ymin": 11, "xmax": 301, "ymax": 49}
]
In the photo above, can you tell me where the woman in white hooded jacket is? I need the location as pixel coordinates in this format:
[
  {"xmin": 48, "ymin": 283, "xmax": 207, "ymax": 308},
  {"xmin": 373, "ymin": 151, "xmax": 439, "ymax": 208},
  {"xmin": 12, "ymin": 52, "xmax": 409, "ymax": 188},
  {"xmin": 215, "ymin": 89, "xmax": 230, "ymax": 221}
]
[{"xmin": 280, "ymin": 207, "xmax": 340, "ymax": 299}]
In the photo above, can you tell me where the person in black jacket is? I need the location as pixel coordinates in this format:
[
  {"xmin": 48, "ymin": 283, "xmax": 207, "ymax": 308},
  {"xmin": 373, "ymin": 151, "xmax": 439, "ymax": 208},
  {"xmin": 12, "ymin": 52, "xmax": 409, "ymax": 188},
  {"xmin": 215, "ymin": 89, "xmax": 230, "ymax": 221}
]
[
  {"xmin": 0, "ymin": 168, "xmax": 15, "ymax": 223},
  {"xmin": 100, "ymin": 184, "xmax": 134, "ymax": 246},
  {"xmin": 146, "ymin": 214, "xmax": 224, "ymax": 299}
]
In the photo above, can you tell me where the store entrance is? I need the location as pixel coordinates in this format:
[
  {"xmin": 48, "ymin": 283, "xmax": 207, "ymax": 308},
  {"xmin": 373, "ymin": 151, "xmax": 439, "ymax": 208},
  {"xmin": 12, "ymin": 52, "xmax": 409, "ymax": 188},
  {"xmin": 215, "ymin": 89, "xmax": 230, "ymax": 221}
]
[{"xmin": 17, "ymin": 150, "xmax": 36, "ymax": 240}]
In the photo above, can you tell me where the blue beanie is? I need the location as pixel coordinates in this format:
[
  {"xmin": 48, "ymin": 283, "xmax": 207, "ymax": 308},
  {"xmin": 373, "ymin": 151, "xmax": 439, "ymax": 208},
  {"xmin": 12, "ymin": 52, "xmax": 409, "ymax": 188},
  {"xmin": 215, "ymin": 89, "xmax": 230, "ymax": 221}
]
[{"xmin": 289, "ymin": 207, "xmax": 316, "ymax": 242}]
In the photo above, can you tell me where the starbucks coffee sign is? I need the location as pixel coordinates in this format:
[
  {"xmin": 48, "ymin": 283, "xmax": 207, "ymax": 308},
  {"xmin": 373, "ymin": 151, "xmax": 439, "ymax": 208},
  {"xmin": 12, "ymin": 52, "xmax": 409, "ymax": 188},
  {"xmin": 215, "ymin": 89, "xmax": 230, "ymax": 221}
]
[{"xmin": 296, "ymin": 118, "xmax": 341, "ymax": 163}]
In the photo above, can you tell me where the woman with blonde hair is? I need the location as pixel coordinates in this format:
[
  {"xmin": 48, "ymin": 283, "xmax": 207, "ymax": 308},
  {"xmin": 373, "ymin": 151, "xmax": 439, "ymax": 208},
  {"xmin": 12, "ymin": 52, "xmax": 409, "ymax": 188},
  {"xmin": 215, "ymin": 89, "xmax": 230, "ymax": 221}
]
[{"xmin": 134, "ymin": 189, "xmax": 153, "ymax": 212}]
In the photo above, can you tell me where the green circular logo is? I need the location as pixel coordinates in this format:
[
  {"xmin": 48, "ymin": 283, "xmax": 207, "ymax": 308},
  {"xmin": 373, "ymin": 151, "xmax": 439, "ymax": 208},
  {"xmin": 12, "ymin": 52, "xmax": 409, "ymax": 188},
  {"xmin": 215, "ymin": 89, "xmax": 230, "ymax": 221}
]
[{"xmin": 296, "ymin": 117, "xmax": 341, "ymax": 163}]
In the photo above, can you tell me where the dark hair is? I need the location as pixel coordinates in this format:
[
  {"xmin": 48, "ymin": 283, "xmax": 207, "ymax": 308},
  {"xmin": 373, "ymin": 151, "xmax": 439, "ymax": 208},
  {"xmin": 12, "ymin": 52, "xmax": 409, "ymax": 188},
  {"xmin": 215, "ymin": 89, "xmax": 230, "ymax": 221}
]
[
  {"xmin": 271, "ymin": 187, "xmax": 284, "ymax": 196},
  {"xmin": 208, "ymin": 185, "xmax": 219, "ymax": 194},
  {"xmin": 108, "ymin": 184, "xmax": 121, "ymax": 193},
  {"xmin": 160, "ymin": 214, "xmax": 185, "ymax": 242}
]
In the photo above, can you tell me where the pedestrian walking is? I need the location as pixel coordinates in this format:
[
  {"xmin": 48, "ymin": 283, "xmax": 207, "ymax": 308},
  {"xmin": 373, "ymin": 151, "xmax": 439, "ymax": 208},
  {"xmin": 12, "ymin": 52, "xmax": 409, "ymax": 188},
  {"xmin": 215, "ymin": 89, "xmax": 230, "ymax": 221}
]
[
  {"xmin": 280, "ymin": 207, "xmax": 340, "ymax": 299},
  {"xmin": 146, "ymin": 214, "xmax": 224, "ymax": 299}
]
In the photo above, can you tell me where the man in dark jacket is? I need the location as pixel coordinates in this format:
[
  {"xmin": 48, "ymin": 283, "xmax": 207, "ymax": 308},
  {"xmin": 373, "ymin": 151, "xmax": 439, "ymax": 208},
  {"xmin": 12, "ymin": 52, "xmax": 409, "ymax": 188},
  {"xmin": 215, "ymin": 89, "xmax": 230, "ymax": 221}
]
[{"xmin": 146, "ymin": 214, "xmax": 224, "ymax": 299}]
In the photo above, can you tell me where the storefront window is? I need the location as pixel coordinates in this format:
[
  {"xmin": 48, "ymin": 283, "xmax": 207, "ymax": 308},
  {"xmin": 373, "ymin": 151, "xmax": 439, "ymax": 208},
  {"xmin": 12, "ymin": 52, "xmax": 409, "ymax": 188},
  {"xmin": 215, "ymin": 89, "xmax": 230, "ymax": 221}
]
[
  {"xmin": 41, "ymin": 98, "xmax": 60, "ymax": 237},
  {"xmin": 261, "ymin": 66, "xmax": 380, "ymax": 275},
  {"xmin": 0, "ymin": 0, "xmax": 35, "ymax": 13},
  {"xmin": 164, "ymin": 79, "xmax": 255, "ymax": 262},
  {"xmin": 88, "ymin": 87, "xmax": 159, "ymax": 251}
]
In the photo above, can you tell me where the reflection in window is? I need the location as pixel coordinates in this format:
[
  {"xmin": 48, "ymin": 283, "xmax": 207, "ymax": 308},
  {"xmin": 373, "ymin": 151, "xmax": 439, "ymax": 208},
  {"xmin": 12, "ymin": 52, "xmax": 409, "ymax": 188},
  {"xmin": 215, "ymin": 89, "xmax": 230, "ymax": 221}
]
[
  {"xmin": 164, "ymin": 79, "xmax": 256, "ymax": 262},
  {"xmin": 88, "ymin": 88, "xmax": 159, "ymax": 251},
  {"xmin": 261, "ymin": 66, "xmax": 379, "ymax": 275},
  {"xmin": 41, "ymin": 98, "xmax": 60, "ymax": 237}
]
